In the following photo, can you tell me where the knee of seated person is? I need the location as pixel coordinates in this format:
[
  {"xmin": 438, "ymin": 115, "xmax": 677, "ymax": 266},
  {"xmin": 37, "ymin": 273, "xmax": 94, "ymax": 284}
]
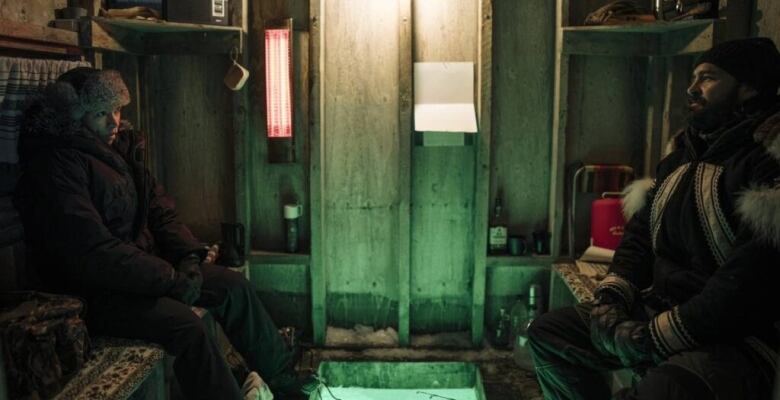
[
  {"xmin": 166, "ymin": 310, "xmax": 213, "ymax": 353},
  {"xmin": 626, "ymin": 364, "xmax": 716, "ymax": 400},
  {"xmin": 221, "ymin": 268, "xmax": 253, "ymax": 292},
  {"xmin": 527, "ymin": 311, "xmax": 556, "ymax": 345}
]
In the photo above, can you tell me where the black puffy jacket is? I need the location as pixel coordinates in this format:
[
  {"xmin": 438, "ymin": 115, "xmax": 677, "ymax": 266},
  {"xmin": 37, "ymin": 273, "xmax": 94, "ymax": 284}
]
[
  {"xmin": 14, "ymin": 95, "xmax": 203, "ymax": 298},
  {"xmin": 598, "ymin": 100, "xmax": 780, "ymax": 360}
]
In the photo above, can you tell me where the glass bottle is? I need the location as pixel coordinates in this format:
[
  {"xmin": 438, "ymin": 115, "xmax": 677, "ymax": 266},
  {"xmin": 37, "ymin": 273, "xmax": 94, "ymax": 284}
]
[
  {"xmin": 514, "ymin": 284, "xmax": 543, "ymax": 370},
  {"xmin": 488, "ymin": 192, "xmax": 508, "ymax": 254},
  {"xmin": 509, "ymin": 295, "xmax": 527, "ymax": 349},
  {"xmin": 494, "ymin": 307, "xmax": 510, "ymax": 348}
]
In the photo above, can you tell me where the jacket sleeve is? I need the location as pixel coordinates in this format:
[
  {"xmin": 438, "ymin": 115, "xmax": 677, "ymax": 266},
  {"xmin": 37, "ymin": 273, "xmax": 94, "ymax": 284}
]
[
  {"xmin": 596, "ymin": 179, "xmax": 656, "ymax": 308},
  {"xmin": 648, "ymin": 150, "xmax": 780, "ymax": 358},
  {"xmin": 145, "ymin": 171, "xmax": 205, "ymax": 264},
  {"xmin": 36, "ymin": 152, "xmax": 177, "ymax": 296}
]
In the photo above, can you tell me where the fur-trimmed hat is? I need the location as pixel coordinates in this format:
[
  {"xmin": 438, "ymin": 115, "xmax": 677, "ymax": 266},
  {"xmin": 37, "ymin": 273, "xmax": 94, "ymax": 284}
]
[
  {"xmin": 695, "ymin": 37, "xmax": 780, "ymax": 98},
  {"xmin": 55, "ymin": 67, "xmax": 131, "ymax": 121}
]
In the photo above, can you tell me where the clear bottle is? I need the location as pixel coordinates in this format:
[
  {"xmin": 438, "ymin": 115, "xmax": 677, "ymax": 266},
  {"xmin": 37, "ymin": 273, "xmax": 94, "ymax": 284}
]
[
  {"xmin": 488, "ymin": 192, "xmax": 508, "ymax": 254},
  {"xmin": 494, "ymin": 307, "xmax": 510, "ymax": 348},
  {"xmin": 508, "ymin": 295, "xmax": 527, "ymax": 349},
  {"xmin": 514, "ymin": 284, "xmax": 543, "ymax": 370}
]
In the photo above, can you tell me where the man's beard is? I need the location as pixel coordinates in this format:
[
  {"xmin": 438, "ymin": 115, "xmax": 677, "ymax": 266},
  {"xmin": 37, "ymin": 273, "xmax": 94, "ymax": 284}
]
[{"xmin": 686, "ymin": 90, "xmax": 740, "ymax": 132}]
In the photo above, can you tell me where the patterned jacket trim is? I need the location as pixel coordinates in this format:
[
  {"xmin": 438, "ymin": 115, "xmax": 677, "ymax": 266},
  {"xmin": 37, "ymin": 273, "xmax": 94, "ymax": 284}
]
[
  {"xmin": 649, "ymin": 306, "xmax": 698, "ymax": 357},
  {"xmin": 694, "ymin": 163, "xmax": 736, "ymax": 267},
  {"xmin": 745, "ymin": 336, "xmax": 778, "ymax": 371},
  {"xmin": 651, "ymin": 163, "xmax": 691, "ymax": 251},
  {"xmin": 595, "ymin": 273, "xmax": 636, "ymax": 308}
]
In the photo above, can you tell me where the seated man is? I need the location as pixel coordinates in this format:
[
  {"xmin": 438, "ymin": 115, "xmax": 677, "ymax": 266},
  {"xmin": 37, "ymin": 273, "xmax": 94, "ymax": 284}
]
[
  {"xmin": 14, "ymin": 67, "xmax": 314, "ymax": 400},
  {"xmin": 528, "ymin": 38, "xmax": 780, "ymax": 399}
]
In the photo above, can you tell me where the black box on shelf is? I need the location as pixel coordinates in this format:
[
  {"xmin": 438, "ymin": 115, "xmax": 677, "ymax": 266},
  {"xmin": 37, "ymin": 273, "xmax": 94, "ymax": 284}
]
[{"xmin": 164, "ymin": 0, "xmax": 229, "ymax": 26}]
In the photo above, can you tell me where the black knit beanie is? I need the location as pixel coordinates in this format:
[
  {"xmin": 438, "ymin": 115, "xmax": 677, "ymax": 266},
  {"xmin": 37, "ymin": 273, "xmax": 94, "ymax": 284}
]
[{"xmin": 696, "ymin": 37, "xmax": 780, "ymax": 98}]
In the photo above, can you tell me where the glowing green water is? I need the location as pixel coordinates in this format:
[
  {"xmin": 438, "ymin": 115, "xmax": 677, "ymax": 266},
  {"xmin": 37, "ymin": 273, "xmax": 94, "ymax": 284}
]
[{"xmin": 314, "ymin": 387, "xmax": 479, "ymax": 400}]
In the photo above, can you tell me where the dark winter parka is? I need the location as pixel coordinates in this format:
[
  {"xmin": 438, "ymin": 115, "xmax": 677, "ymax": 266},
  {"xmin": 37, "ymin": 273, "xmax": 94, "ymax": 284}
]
[
  {"xmin": 598, "ymin": 99, "xmax": 780, "ymax": 369},
  {"xmin": 14, "ymin": 83, "xmax": 203, "ymax": 299}
]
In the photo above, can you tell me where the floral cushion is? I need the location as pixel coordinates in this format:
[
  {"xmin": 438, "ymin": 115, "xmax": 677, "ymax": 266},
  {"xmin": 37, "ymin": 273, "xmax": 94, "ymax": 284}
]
[{"xmin": 54, "ymin": 337, "xmax": 165, "ymax": 400}]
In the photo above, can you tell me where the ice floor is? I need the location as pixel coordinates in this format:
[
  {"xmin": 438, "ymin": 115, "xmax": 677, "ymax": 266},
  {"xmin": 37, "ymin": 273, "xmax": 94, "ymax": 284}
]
[{"xmin": 313, "ymin": 387, "xmax": 479, "ymax": 400}]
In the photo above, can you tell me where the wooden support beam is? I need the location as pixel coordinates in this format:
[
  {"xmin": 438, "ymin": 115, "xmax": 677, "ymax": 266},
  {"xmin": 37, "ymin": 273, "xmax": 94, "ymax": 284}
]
[
  {"xmin": 397, "ymin": 0, "xmax": 412, "ymax": 347},
  {"xmin": 234, "ymin": 0, "xmax": 251, "ymax": 286},
  {"xmin": 471, "ymin": 0, "xmax": 492, "ymax": 347},
  {"xmin": 549, "ymin": 0, "xmax": 570, "ymax": 258},
  {"xmin": 309, "ymin": 0, "xmax": 327, "ymax": 346}
]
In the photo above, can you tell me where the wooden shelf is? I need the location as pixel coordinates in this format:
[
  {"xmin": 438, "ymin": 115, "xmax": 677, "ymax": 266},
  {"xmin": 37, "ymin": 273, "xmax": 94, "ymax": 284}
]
[
  {"xmin": 562, "ymin": 19, "xmax": 724, "ymax": 56},
  {"xmin": 0, "ymin": 19, "xmax": 80, "ymax": 55},
  {"xmin": 249, "ymin": 250, "xmax": 310, "ymax": 265},
  {"xmin": 486, "ymin": 255, "xmax": 557, "ymax": 267},
  {"xmin": 80, "ymin": 17, "xmax": 242, "ymax": 55}
]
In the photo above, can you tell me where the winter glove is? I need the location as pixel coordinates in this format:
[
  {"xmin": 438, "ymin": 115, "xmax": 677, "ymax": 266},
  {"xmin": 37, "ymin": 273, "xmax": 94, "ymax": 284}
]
[
  {"xmin": 612, "ymin": 320, "xmax": 661, "ymax": 367},
  {"xmin": 168, "ymin": 253, "xmax": 203, "ymax": 305},
  {"xmin": 590, "ymin": 291, "xmax": 630, "ymax": 356}
]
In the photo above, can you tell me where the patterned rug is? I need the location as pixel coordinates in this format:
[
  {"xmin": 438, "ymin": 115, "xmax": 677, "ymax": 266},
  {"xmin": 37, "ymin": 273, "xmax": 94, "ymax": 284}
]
[{"xmin": 54, "ymin": 337, "xmax": 165, "ymax": 400}]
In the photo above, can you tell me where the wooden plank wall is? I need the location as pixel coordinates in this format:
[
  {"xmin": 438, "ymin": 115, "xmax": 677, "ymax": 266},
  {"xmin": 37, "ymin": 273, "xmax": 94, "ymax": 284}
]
[
  {"xmin": 248, "ymin": 1, "xmax": 311, "ymax": 252},
  {"xmin": 143, "ymin": 55, "xmax": 235, "ymax": 243},
  {"xmin": 322, "ymin": 0, "xmax": 401, "ymax": 328},
  {"xmin": 755, "ymin": 0, "xmax": 780, "ymax": 43},
  {"xmin": 0, "ymin": 0, "xmax": 65, "ymax": 26},
  {"xmin": 410, "ymin": 0, "xmax": 477, "ymax": 333},
  {"xmin": 491, "ymin": 0, "xmax": 555, "ymax": 244}
]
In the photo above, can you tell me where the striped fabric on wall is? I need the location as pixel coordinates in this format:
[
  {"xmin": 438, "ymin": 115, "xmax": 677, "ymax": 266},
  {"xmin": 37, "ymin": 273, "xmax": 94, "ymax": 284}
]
[{"xmin": 0, "ymin": 57, "xmax": 89, "ymax": 164}]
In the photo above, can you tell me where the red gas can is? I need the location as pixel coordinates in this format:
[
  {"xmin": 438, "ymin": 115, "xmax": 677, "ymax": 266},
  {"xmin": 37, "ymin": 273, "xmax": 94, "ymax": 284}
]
[{"xmin": 590, "ymin": 197, "xmax": 625, "ymax": 250}]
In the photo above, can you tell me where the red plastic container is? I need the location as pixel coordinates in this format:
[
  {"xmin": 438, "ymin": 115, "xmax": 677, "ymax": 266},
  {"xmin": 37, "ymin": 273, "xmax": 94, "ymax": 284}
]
[{"xmin": 590, "ymin": 197, "xmax": 625, "ymax": 250}]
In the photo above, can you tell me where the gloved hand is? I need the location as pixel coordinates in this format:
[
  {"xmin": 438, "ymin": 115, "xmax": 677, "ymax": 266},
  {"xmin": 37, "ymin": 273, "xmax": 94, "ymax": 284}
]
[
  {"xmin": 612, "ymin": 320, "xmax": 660, "ymax": 367},
  {"xmin": 590, "ymin": 291, "xmax": 630, "ymax": 356},
  {"xmin": 168, "ymin": 253, "xmax": 203, "ymax": 305}
]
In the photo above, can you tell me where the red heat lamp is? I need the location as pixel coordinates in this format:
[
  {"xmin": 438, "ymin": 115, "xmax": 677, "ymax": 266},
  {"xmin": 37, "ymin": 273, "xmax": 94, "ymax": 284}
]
[{"xmin": 264, "ymin": 18, "xmax": 295, "ymax": 162}]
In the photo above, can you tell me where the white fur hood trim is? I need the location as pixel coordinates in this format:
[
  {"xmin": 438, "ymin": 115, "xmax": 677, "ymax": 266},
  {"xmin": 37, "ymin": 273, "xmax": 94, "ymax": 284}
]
[
  {"xmin": 736, "ymin": 185, "xmax": 780, "ymax": 248},
  {"xmin": 621, "ymin": 178, "xmax": 655, "ymax": 220}
]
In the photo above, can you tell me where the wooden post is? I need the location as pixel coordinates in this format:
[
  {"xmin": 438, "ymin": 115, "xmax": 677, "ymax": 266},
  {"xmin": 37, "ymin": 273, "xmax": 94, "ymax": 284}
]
[
  {"xmin": 397, "ymin": 0, "xmax": 412, "ymax": 347},
  {"xmin": 471, "ymin": 0, "xmax": 492, "ymax": 347},
  {"xmin": 309, "ymin": 0, "xmax": 327, "ymax": 346},
  {"xmin": 549, "ymin": 0, "xmax": 569, "ymax": 259}
]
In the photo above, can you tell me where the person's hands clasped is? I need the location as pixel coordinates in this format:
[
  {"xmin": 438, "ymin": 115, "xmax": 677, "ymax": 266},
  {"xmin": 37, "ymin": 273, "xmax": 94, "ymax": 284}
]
[
  {"xmin": 589, "ymin": 291, "xmax": 630, "ymax": 357},
  {"xmin": 168, "ymin": 253, "xmax": 203, "ymax": 306},
  {"xmin": 611, "ymin": 320, "xmax": 660, "ymax": 368}
]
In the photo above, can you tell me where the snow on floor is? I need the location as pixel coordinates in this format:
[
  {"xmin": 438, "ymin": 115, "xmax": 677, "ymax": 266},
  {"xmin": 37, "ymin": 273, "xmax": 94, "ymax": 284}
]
[
  {"xmin": 325, "ymin": 325, "xmax": 400, "ymax": 347},
  {"xmin": 314, "ymin": 387, "xmax": 478, "ymax": 400}
]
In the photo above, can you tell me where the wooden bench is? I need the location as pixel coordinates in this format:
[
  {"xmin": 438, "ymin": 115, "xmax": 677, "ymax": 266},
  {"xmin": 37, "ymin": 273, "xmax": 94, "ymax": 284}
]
[{"xmin": 0, "ymin": 185, "xmax": 168, "ymax": 400}]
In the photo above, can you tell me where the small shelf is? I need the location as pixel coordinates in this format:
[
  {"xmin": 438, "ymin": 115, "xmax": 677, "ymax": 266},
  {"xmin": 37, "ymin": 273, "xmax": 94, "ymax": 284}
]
[
  {"xmin": 80, "ymin": 17, "xmax": 242, "ymax": 55},
  {"xmin": 414, "ymin": 131, "xmax": 474, "ymax": 147},
  {"xmin": 0, "ymin": 19, "xmax": 80, "ymax": 55},
  {"xmin": 249, "ymin": 250, "xmax": 310, "ymax": 265},
  {"xmin": 562, "ymin": 19, "xmax": 723, "ymax": 57},
  {"xmin": 486, "ymin": 254, "xmax": 557, "ymax": 267}
]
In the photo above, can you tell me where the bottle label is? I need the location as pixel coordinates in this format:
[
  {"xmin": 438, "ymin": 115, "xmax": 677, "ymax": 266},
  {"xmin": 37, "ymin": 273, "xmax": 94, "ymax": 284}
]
[{"xmin": 489, "ymin": 226, "xmax": 508, "ymax": 250}]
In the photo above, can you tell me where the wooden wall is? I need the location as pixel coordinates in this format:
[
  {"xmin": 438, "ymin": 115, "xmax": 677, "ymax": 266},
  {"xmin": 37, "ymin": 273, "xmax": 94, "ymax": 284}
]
[
  {"xmin": 410, "ymin": 0, "xmax": 478, "ymax": 332},
  {"xmin": 248, "ymin": 0, "xmax": 311, "ymax": 252},
  {"xmin": 142, "ymin": 55, "xmax": 236, "ymax": 243},
  {"xmin": 490, "ymin": 0, "xmax": 555, "ymax": 242},
  {"xmin": 321, "ymin": 0, "xmax": 402, "ymax": 328},
  {"xmin": 755, "ymin": 0, "xmax": 780, "ymax": 44},
  {"xmin": 0, "ymin": 0, "xmax": 65, "ymax": 26}
]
